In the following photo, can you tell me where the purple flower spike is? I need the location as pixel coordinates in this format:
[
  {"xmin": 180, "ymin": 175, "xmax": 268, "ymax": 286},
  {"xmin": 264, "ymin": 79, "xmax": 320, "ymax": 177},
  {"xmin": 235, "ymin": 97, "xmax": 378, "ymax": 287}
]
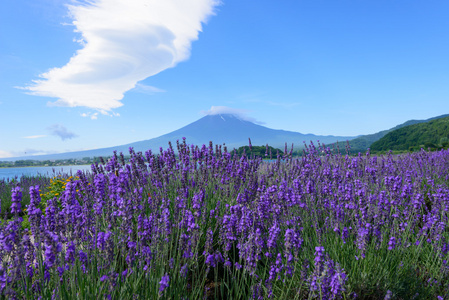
[
  {"xmin": 314, "ymin": 247, "xmax": 325, "ymax": 265},
  {"xmin": 384, "ymin": 290, "xmax": 393, "ymax": 300},
  {"xmin": 159, "ymin": 274, "xmax": 170, "ymax": 293},
  {"xmin": 206, "ymin": 253, "xmax": 216, "ymax": 268},
  {"xmin": 388, "ymin": 236, "xmax": 396, "ymax": 251},
  {"xmin": 11, "ymin": 186, "xmax": 22, "ymax": 215}
]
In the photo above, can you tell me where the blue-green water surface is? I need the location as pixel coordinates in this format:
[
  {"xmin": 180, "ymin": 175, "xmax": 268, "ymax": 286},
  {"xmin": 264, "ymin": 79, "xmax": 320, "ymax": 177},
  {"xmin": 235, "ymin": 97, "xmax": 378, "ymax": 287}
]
[{"xmin": 0, "ymin": 165, "xmax": 92, "ymax": 180}]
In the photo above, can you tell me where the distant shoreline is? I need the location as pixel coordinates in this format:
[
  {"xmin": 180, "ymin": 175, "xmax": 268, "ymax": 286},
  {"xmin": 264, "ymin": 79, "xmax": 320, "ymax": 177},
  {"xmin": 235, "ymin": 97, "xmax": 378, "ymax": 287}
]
[{"xmin": 0, "ymin": 164, "xmax": 92, "ymax": 169}]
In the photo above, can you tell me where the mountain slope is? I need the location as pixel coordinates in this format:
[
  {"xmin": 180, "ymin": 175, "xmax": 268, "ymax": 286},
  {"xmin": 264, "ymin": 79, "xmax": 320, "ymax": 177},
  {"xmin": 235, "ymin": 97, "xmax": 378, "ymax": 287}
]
[
  {"xmin": 2, "ymin": 114, "xmax": 355, "ymax": 161},
  {"xmin": 370, "ymin": 116, "xmax": 449, "ymax": 151},
  {"xmin": 129, "ymin": 114, "xmax": 354, "ymax": 150},
  {"xmin": 343, "ymin": 114, "xmax": 449, "ymax": 152}
]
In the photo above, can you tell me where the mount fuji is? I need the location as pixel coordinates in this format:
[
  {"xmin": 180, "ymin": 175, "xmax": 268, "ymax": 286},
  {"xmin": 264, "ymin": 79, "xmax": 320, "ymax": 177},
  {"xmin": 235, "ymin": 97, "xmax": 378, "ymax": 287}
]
[{"xmin": 3, "ymin": 114, "xmax": 355, "ymax": 160}]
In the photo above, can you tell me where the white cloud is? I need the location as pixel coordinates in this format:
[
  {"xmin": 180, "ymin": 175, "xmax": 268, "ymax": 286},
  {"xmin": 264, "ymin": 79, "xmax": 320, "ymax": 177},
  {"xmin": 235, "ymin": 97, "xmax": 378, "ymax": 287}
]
[
  {"xmin": 81, "ymin": 112, "xmax": 99, "ymax": 119},
  {"xmin": 22, "ymin": 0, "xmax": 219, "ymax": 113},
  {"xmin": 47, "ymin": 124, "xmax": 78, "ymax": 141},
  {"xmin": 201, "ymin": 106, "xmax": 264, "ymax": 124},
  {"xmin": 202, "ymin": 106, "xmax": 250, "ymax": 116},
  {"xmin": 23, "ymin": 135, "xmax": 47, "ymax": 139},
  {"xmin": 0, "ymin": 150, "xmax": 14, "ymax": 159}
]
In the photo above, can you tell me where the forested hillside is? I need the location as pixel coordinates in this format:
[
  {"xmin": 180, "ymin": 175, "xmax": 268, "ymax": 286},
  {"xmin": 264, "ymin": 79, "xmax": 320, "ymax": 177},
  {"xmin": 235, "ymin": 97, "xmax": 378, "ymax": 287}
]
[
  {"xmin": 370, "ymin": 116, "xmax": 449, "ymax": 151},
  {"xmin": 343, "ymin": 114, "xmax": 449, "ymax": 153}
]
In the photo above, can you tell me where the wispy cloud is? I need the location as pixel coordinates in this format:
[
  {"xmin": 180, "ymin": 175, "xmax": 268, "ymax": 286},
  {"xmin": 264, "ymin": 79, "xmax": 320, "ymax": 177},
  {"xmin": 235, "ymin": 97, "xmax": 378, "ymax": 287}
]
[
  {"xmin": 23, "ymin": 149, "xmax": 59, "ymax": 156},
  {"xmin": 47, "ymin": 124, "xmax": 78, "ymax": 141},
  {"xmin": 22, "ymin": 0, "xmax": 219, "ymax": 114},
  {"xmin": 201, "ymin": 106, "xmax": 264, "ymax": 124},
  {"xmin": 0, "ymin": 148, "xmax": 60, "ymax": 159},
  {"xmin": 81, "ymin": 112, "xmax": 99, "ymax": 120},
  {"xmin": 132, "ymin": 83, "xmax": 166, "ymax": 95},
  {"xmin": 23, "ymin": 135, "xmax": 47, "ymax": 139}
]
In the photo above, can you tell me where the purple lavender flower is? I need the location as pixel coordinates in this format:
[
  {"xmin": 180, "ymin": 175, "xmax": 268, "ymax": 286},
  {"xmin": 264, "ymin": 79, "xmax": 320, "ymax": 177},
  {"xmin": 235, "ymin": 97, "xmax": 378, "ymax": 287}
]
[
  {"xmin": 159, "ymin": 273, "xmax": 170, "ymax": 293},
  {"xmin": 205, "ymin": 253, "xmax": 216, "ymax": 268},
  {"xmin": 44, "ymin": 231, "xmax": 62, "ymax": 268},
  {"xmin": 122, "ymin": 269, "xmax": 129, "ymax": 280},
  {"xmin": 314, "ymin": 246, "xmax": 325, "ymax": 274},
  {"xmin": 267, "ymin": 222, "xmax": 280, "ymax": 249},
  {"xmin": 65, "ymin": 241, "xmax": 76, "ymax": 264},
  {"xmin": 180, "ymin": 264, "xmax": 188, "ymax": 278},
  {"xmin": 11, "ymin": 186, "xmax": 22, "ymax": 215},
  {"xmin": 93, "ymin": 174, "xmax": 107, "ymax": 215},
  {"xmin": 224, "ymin": 260, "xmax": 232, "ymax": 268},
  {"xmin": 388, "ymin": 236, "xmax": 396, "ymax": 251},
  {"xmin": 57, "ymin": 266, "xmax": 64, "ymax": 277},
  {"xmin": 329, "ymin": 263, "xmax": 348, "ymax": 297},
  {"xmin": 384, "ymin": 290, "xmax": 393, "ymax": 300}
]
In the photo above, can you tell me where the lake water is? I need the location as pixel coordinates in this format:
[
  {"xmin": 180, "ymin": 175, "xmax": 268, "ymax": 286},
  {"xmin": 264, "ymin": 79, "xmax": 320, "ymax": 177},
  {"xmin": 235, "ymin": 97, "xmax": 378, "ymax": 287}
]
[
  {"xmin": 0, "ymin": 165, "xmax": 93, "ymax": 180},
  {"xmin": 0, "ymin": 159, "xmax": 283, "ymax": 181}
]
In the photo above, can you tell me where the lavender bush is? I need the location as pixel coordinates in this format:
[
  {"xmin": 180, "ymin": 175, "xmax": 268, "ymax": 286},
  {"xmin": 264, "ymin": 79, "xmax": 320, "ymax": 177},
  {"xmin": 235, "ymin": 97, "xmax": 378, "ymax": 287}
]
[
  {"xmin": 0, "ymin": 139, "xmax": 448, "ymax": 299},
  {"xmin": 0, "ymin": 175, "xmax": 52, "ymax": 220}
]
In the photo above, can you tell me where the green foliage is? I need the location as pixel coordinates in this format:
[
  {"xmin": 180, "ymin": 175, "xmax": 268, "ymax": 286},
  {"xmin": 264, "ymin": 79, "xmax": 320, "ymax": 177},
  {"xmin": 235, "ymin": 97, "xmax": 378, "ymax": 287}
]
[
  {"xmin": 234, "ymin": 145, "xmax": 284, "ymax": 158},
  {"xmin": 0, "ymin": 174, "xmax": 76, "ymax": 230},
  {"xmin": 371, "ymin": 116, "xmax": 449, "ymax": 151},
  {"xmin": 331, "ymin": 114, "xmax": 449, "ymax": 154},
  {"xmin": 0, "ymin": 161, "xmax": 14, "ymax": 168}
]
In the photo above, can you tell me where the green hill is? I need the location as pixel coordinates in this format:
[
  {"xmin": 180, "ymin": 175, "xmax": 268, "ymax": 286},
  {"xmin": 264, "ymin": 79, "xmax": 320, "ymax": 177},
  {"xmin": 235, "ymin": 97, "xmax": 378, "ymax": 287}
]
[
  {"xmin": 370, "ymin": 116, "xmax": 449, "ymax": 152},
  {"xmin": 335, "ymin": 114, "xmax": 449, "ymax": 153}
]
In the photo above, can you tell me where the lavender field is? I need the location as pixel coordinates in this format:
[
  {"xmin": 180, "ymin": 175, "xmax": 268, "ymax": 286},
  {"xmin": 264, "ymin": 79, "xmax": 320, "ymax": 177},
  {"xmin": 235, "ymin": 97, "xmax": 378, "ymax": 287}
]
[{"xmin": 1, "ymin": 140, "xmax": 449, "ymax": 299}]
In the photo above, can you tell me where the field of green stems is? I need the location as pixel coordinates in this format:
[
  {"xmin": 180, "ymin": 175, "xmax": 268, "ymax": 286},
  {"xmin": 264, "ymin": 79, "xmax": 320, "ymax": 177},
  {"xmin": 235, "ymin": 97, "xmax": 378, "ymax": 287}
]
[{"xmin": 0, "ymin": 140, "xmax": 449, "ymax": 299}]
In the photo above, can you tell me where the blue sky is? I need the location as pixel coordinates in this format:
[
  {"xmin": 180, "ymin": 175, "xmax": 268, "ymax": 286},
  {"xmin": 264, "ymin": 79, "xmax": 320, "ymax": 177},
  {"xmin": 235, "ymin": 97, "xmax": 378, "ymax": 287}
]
[{"xmin": 1, "ymin": 0, "xmax": 449, "ymax": 158}]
